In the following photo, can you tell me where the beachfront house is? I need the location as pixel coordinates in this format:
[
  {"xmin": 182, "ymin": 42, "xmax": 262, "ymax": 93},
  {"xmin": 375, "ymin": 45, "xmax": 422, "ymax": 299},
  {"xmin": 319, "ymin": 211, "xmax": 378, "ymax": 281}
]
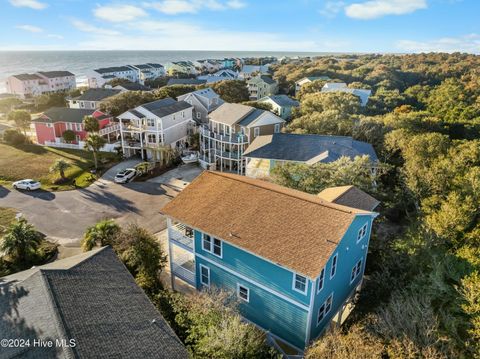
[
  {"xmin": 199, "ymin": 103, "xmax": 285, "ymax": 174},
  {"xmin": 117, "ymin": 97, "xmax": 194, "ymax": 160},
  {"xmin": 166, "ymin": 61, "xmax": 197, "ymax": 76},
  {"xmin": 113, "ymin": 82, "xmax": 152, "ymax": 92},
  {"xmin": 197, "ymin": 69, "xmax": 238, "ymax": 84},
  {"xmin": 162, "ymin": 171, "xmax": 379, "ymax": 352},
  {"xmin": 6, "ymin": 71, "xmax": 76, "ymax": 99},
  {"xmin": 238, "ymin": 64, "xmax": 270, "ymax": 80},
  {"xmin": 87, "ymin": 63, "xmax": 164, "ymax": 88},
  {"xmin": 294, "ymin": 76, "xmax": 330, "ymax": 95},
  {"xmin": 321, "ymin": 82, "xmax": 372, "ymax": 106},
  {"xmin": 247, "ymin": 75, "xmax": 278, "ymax": 101},
  {"xmin": 67, "ymin": 88, "xmax": 121, "ymax": 109},
  {"xmin": 243, "ymin": 133, "xmax": 378, "ymax": 179},
  {"xmin": 258, "ymin": 94, "xmax": 299, "ymax": 120},
  {"xmin": 177, "ymin": 88, "xmax": 224, "ymax": 124}
]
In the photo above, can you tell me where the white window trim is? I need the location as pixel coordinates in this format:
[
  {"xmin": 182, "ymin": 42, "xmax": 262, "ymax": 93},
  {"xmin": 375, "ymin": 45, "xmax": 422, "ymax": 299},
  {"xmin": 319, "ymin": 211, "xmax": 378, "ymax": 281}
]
[
  {"xmin": 292, "ymin": 273, "xmax": 308, "ymax": 295},
  {"xmin": 274, "ymin": 123, "xmax": 280, "ymax": 133},
  {"xmin": 201, "ymin": 233, "xmax": 223, "ymax": 258},
  {"xmin": 199, "ymin": 264, "xmax": 210, "ymax": 287},
  {"xmin": 317, "ymin": 268, "xmax": 325, "ymax": 294},
  {"xmin": 357, "ymin": 223, "xmax": 368, "ymax": 243},
  {"xmin": 316, "ymin": 293, "xmax": 334, "ymax": 325},
  {"xmin": 254, "ymin": 127, "xmax": 260, "ymax": 137},
  {"xmin": 201, "ymin": 233, "xmax": 211, "ymax": 252},
  {"xmin": 237, "ymin": 283, "xmax": 250, "ymax": 302},
  {"xmin": 330, "ymin": 253, "xmax": 338, "ymax": 279},
  {"xmin": 350, "ymin": 258, "xmax": 363, "ymax": 284}
]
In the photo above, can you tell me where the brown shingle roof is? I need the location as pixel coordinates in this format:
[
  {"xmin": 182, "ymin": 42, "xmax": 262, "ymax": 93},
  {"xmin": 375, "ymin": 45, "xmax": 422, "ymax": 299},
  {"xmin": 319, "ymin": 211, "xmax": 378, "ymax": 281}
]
[
  {"xmin": 317, "ymin": 185, "xmax": 380, "ymax": 212},
  {"xmin": 208, "ymin": 103, "xmax": 254, "ymax": 126},
  {"xmin": 161, "ymin": 171, "xmax": 374, "ymax": 278}
]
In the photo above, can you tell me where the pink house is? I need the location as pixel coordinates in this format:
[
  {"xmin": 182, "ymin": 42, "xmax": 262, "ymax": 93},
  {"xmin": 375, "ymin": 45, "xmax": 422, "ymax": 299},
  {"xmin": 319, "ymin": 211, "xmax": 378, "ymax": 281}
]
[{"xmin": 32, "ymin": 107, "xmax": 112, "ymax": 145}]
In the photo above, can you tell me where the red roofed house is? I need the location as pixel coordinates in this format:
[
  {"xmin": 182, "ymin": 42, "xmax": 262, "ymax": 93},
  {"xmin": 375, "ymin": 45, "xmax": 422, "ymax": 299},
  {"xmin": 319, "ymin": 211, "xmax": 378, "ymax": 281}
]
[{"xmin": 32, "ymin": 107, "xmax": 113, "ymax": 145}]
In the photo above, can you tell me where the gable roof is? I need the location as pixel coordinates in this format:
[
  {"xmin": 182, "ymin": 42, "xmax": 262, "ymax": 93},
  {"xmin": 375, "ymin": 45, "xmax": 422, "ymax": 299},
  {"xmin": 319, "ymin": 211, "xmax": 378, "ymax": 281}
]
[
  {"xmin": 248, "ymin": 75, "xmax": 276, "ymax": 85},
  {"xmin": 318, "ymin": 186, "xmax": 380, "ymax": 211},
  {"xmin": 94, "ymin": 66, "xmax": 134, "ymax": 74},
  {"xmin": 161, "ymin": 171, "xmax": 374, "ymax": 278},
  {"xmin": 114, "ymin": 83, "xmax": 151, "ymax": 91},
  {"xmin": 167, "ymin": 78, "xmax": 207, "ymax": 86},
  {"xmin": 243, "ymin": 133, "xmax": 378, "ymax": 163},
  {"xmin": 177, "ymin": 88, "xmax": 224, "ymax": 112},
  {"xmin": 259, "ymin": 94, "xmax": 299, "ymax": 107},
  {"xmin": 295, "ymin": 76, "xmax": 330, "ymax": 84},
  {"xmin": 33, "ymin": 107, "xmax": 97, "ymax": 124},
  {"xmin": 11, "ymin": 73, "xmax": 43, "ymax": 81},
  {"xmin": 37, "ymin": 71, "xmax": 75, "ymax": 78},
  {"xmin": 208, "ymin": 103, "xmax": 254, "ymax": 126},
  {"xmin": 141, "ymin": 97, "xmax": 193, "ymax": 117},
  {"xmin": 73, "ymin": 88, "xmax": 121, "ymax": 102},
  {"xmin": 0, "ymin": 247, "xmax": 187, "ymax": 359},
  {"xmin": 241, "ymin": 65, "xmax": 270, "ymax": 74}
]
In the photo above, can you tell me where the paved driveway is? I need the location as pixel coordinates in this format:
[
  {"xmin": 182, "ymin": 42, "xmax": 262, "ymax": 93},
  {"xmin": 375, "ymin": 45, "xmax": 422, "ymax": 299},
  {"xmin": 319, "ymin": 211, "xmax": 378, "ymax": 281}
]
[{"xmin": 0, "ymin": 162, "xmax": 203, "ymax": 246}]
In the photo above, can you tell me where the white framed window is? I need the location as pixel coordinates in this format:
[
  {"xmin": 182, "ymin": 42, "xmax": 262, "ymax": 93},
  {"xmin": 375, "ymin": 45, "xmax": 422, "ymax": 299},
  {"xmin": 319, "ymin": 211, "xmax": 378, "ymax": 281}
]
[
  {"xmin": 350, "ymin": 259, "xmax": 363, "ymax": 284},
  {"xmin": 357, "ymin": 223, "xmax": 368, "ymax": 243},
  {"xmin": 317, "ymin": 293, "xmax": 333, "ymax": 325},
  {"xmin": 237, "ymin": 284, "xmax": 249, "ymax": 302},
  {"xmin": 274, "ymin": 123, "xmax": 280, "ymax": 133},
  {"xmin": 202, "ymin": 234, "xmax": 222, "ymax": 258},
  {"xmin": 75, "ymin": 123, "xmax": 82, "ymax": 131},
  {"xmin": 199, "ymin": 264, "xmax": 210, "ymax": 287},
  {"xmin": 293, "ymin": 273, "xmax": 307, "ymax": 294},
  {"xmin": 147, "ymin": 119, "xmax": 155, "ymax": 127},
  {"xmin": 254, "ymin": 127, "xmax": 260, "ymax": 137},
  {"xmin": 147, "ymin": 134, "xmax": 156, "ymax": 143},
  {"xmin": 330, "ymin": 253, "xmax": 338, "ymax": 279},
  {"xmin": 196, "ymin": 112, "xmax": 201, "ymax": 119},
  {"xmin": 181, "ymin": 111, "xmax": 185, "ymax": 118},
  {"xmin": 317, "ymin": 268, "xmax": 325, "ymax": 293}
]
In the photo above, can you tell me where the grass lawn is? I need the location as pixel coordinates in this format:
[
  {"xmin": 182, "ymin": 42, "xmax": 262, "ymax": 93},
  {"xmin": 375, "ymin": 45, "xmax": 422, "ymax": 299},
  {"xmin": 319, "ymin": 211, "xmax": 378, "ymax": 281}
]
[
  {"xmin": 0, "ymin": 207, "xmax": 17, "ymax": 236},
  {"xmin": 0, "ymin": 143, "xmax": 119, "ymax": 191}
]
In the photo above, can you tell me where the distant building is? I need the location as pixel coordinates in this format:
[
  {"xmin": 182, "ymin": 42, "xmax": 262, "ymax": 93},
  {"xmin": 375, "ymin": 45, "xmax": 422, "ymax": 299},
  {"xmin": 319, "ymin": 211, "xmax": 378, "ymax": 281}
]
[
  {"xmin": 317, "ymin": 185, "xmax": 380, "ymax": 212},
  {"xmin": 113, "ymin": 82, "xmax": 152, "ymax": 92},
  {"xmin": 88, "ymin": 64, "xmax": 165, "ymax": 88},
  {"xmin": 117, "ymin": 97, "xmax": 194, "ymax": 160},
  {"xmin": 243, "ymin": 133, "xmax": 378, "ymax": 179},
  {"xmin": 238, "ymin": 64, "xmax": 270, "ymax": 80},
  {"xmin": 167, "ymin": 78, "xmax": 207, "ymax": 86},
  {"xmin": 321, "ymin": 82, "xmax": 372, "ymax": 106},
  {"xmin": 197, "ymin": 69, "xmax": 238, "ymax": 84},
  {"xmin": 177, "ymin": 88, "xmax": 224, "ymax": 124},
  {"xmin": 32, "ymin": 107, "xmax": 112, "ymax": 145},
  {"xmin": 247, "ymin": 75, "xmax": 278, "ymax": 100},
  {"xmin": 258, "ymin": 94, "xmax": 299, "ymax": 119},
  {"xmin": 294, "ymin": 76, "xmax": 330, "ymax": 95},
  {"xmin": 68, "ymin": 88, "xmax": 121, "ymax": 109},
  {"xmin": 166, "ymin": 61, "xmax": 197, "ymax": 76},
  {"xmin": 129, "ymin": 63, "xmax": 165, "ymax": 85},
  {"xmin": 6, "ymin": 71, "xmax": 76, "ymax": 99},
  {"xmin": 0, "ymin": 246, "xmax": 187, "ymax": 359},
  {"xmin": 162, "ymin": 171, "xmax": 379, "ymax": 351},
  {"xmin": 199, "ymin": 103, "xmax": 285, "ymax": 174},
  {"xmin": 194, "ymin": 59, "xmax": 221, "ymax": 73}
]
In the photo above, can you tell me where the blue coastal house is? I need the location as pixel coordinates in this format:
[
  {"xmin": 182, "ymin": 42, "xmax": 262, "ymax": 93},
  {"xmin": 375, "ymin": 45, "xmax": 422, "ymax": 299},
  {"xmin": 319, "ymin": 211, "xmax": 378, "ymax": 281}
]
[{"xmin": 161, "ymin": 171, "xmax": 378, "ymax": 352}]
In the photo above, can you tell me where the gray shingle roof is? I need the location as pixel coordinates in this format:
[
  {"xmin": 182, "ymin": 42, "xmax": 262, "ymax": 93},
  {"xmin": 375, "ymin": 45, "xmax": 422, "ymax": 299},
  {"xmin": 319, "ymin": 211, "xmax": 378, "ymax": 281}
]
[
  {"xmin": 248, "ymin": 75, "xmax": 276, "ymax": 85},
  {"xmin": 208, "ymin": 103, "xmax": 254, "ymax": 126},
  {"xmin": 37, "ymin": 71, "xmax": 75, "ymax": 78},
  {"xmin": 243, "ymin": 133, "xmax": 378, "ymax": 163},
  {"xmin": 260, "ymin": 95, "xmax": 299, "ymax": 107},
  {"xmin": 115, "ymin": 83, "xmax": 151, "ymax": 91},
  {"xmin": 94, "ymin": 66, "xmax": 134, "ymax": 74},
  {"xmin": 167, "ymin": 78, "xmax": 207, "ymax": 86},
  {"xmin": 0, "ymin": 247, "xmax": 188, "ymax": 359},
  {"xmin": 11, "ymin": 73, "xmax": 43, "ymax": 81},
  {"xmin": 147, "ymin": 63, "xmax": 164, "ymax": 69},
  {"xmin": 141, "ymin": 98, "xmax": 193, "ymax": 117},
  {"xmin": 73, "ymin": 88, "xmax": 121, "ymax": 101},
  {"xmin": 33, "ymin": 108, "xmax": 97, "ymax": 124}
]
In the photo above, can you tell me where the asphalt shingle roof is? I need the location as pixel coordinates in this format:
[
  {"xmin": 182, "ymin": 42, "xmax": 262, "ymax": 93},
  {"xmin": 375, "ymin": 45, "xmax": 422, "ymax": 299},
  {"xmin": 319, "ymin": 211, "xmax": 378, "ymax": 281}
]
[
  {"xmin": 94, "ymin": 66, "xmax": 134, "ymax": 74},
  {"xmin": 116, "ymin": 83, "xmax": 151, "ymax": 91},
  {"xmin": 0, "ymin": 247, "xmax": 188, "ymax": 359},
  {"xmin": 73, "ymin": 88, "xmax": 121, "ymax": 101},
  {"xmin": 33, "ymin": 107, "xmax": 97, "ymax": 124},
  {"xmin": 318, "ymin": 185, "xmax": 380, "ymax": 211},
  {"xmin": 260, "ymin": 95, "xmax": 299, "ymax": 107},
  {"xmin": 243, "ymin": 133, "xmax": 378, "ymax": 163},
  {"xmin": 167, "ymin": 78, "xmax": 207, "ymax": 86},
  {"xmin": 12, "ymin": 73, "xmax": 43, "ymax": 81},
  {"xmin": 37, "ymin": 71, "xmax": 75, "ymax": 78},
  {"xmin": 141, "ymin": 97, "xmax": 193, "ymax": 117}
]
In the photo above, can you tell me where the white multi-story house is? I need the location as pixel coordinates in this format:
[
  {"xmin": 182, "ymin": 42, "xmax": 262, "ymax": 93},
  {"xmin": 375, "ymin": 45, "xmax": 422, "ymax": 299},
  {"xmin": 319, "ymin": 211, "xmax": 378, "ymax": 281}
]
[
  {"xmin": 247, "ymin": 75, "xmax": 278, "ymax": 100},
  {"xmin": 199, "ymin": 103, "xmax": 285, "ymax": 174},
  {"xmin": 68, "ymin": 88, "xmax": 121, "ymax": 109},
  {"xmin": 117, "ymin": 97, "xmax": 194, "ymax": 160},
  {"xmin": 238, "ymin": 64, "xmax": 270, "ymax": 80},
  {"xmin": 197, "ymin": 69, "xmax": 238, "ymax": 84},
  {"xmin": 166, "ymin": 61, "xmax": 197, "ymax": 76},
  {"xmin": 194, "ymin": 59, "xmax": 221, "ymax": 73},
  {"xmin": 294, "ymin": 76, "xmax": 330, "ymax": 95},
  {"xmin": 321, "ymin": 82, "xmax": 372, "ymax": 106},
  {"xmin": 88, "ymin": 64, "xmax": 165, "ymax": 88},
  {"xmin": 177, "ymin": 88, "xmax": 224, "ymax": 124},
  {"xmin": 6, "ymin": 71, "xmax": 76, "ymax": 98}
]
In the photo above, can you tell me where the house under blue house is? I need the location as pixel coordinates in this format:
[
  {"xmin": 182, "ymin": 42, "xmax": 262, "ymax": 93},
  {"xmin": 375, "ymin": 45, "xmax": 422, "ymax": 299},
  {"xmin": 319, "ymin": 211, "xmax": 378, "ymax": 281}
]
[{"xmin": 161, "ymin": 171, "xmax": 379, "ymax": 352}]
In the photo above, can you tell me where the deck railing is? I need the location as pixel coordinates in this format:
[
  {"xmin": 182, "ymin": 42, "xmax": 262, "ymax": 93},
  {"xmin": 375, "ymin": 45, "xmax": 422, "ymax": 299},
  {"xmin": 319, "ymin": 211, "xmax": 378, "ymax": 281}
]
[{"xmin": 169, "ymin": 223, "xmax": 194, "ymax": 251}]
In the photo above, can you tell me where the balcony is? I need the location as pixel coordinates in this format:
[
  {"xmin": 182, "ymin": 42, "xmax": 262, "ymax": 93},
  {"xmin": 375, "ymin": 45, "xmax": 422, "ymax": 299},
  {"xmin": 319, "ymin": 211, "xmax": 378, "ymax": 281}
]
[
  {"xmin": 171, "ymin": 251, "xmax": 195, "ymax": 286},
  {"xmin": 169, "ymin": 223, "xmax": 194, "ymax": 252},
  {"xmin": 200, "ymin": 126, "xmax": 249, "ymax": 144},
  {"xmin": 215, "ymin": 149, "xmax": 242, "ymax": 160},
  {"xmin": 122, "ymin": 140, "xmax": 142, "ymax": 148}
]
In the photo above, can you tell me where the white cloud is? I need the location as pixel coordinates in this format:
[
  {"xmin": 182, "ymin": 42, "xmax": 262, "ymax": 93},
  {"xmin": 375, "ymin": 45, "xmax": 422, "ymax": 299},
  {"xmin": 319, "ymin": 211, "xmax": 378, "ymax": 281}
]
[
  {"xmin": 397, "ymin": 34, "xmax": 480, "ymax": 53},
  {"xmin": 319, "ymin": 1, "xmax": 345, "ymax": 17},
  {"xmin": 47, "ymin": 34, "xmax": 64, "ymax": 39},
  {"xmin": 93, "ymin": 4, "xmax": 148, "ymax": 22},
  {"xmin": 9, "ymin": 0, "xmax": 47, "ymax": 10},
  {"xmin": 345, "ymin": 0, "xmax": 427, "ymax": 19},
  {"xmin": 16, "ymin": 24, "xmax": 44, "ymax": 33},
  {"xmin": 71, "ymin": 19, "xmax": 121, "ymax": 36},
  {"xmin": 143, "ymin": 0, "xmax": 246, "ymax": 14}
]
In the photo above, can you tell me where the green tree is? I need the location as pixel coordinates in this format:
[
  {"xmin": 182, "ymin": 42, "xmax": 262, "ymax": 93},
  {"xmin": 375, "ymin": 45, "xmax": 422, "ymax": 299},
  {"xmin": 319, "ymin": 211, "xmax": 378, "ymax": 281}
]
[
  {"xmin": 211, "ymin": 80, "xmax": 249, "ymax": 103},
  {"xmin": 82, "ymin": 219, "xmax": 121, "ymax": 251},
  {"xmin": 62, "ymin": 129, "xmax": 75, "ymax": 143},
  {"xmin": 49, "ymin": 159, "xmax": 71, "ymax": 181},
  {"xmin": 7, "ymin": 110, "xmax": 31, "ymax": 135},
  {"xmin": 0, "ymin": 218, "xmax": 41, "ymax": 266},
  {"xmin": 84, "ymin": 134, "xmax": 107, "ymax": 170},
  {"xmin": 82, "ymin": 116, "xmax": 100, "ymax": 133}
]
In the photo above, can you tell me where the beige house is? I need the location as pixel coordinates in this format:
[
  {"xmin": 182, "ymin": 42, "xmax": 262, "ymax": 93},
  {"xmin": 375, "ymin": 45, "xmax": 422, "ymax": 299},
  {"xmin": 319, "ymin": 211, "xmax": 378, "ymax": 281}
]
[{"xmin": 247, "ymin": 75, "xmax": 278, "ymax": 100}]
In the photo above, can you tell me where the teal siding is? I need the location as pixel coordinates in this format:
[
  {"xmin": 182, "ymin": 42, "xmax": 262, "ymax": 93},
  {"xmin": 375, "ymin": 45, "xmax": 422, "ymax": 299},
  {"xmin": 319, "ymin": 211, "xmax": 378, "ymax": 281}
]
[
  {"xmin": 309, "ymin": 215, "xmax": 373, "ymax": 341},
  {"xmin": 195, "ymin": 256, "xmax": 309, "ymax": 349},
  {"xmin": 194, "ymin": 230, "xmax": 312, "ymax": 305}
]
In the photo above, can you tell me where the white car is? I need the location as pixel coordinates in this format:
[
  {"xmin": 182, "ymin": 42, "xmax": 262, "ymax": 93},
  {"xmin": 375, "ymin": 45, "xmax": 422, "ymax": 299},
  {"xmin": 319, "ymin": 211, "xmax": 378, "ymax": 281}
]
[
  {"xmin": 13, "ymin": 179, "xmax": 42, "ymax": 191},
  {"xmin": 114, "ymin": 168, "xmax": 137, "ymax": 184}
]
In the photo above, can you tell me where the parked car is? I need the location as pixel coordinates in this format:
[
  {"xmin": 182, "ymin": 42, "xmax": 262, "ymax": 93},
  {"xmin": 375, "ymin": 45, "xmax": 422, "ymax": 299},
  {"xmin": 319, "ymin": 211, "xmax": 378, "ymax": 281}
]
[
  {"xmin": 13, "ymin": 179, "xmax": 42, "ymax": 191},
  {"xmin": 114, "ymin": 169, "xmax": 137, "ymax": 184}
]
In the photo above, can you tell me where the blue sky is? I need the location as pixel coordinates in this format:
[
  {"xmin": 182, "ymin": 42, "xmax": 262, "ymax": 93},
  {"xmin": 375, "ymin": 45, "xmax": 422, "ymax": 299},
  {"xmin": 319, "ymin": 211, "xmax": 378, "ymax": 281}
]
[{"xmin": 0, "ymin": 0, "xmax": 479, "ymax": 52}]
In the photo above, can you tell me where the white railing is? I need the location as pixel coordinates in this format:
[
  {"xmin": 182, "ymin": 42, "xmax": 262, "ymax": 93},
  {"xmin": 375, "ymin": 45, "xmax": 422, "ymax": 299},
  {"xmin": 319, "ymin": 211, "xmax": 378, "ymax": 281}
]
[
  {"xmin": 99, "ymin": 123, "xmax": 120, "ymax": 136},
  {"xmin": 44, "ymin": 140, "xmax": 120, "ymax": 153},
  {"xmin": 171, "ymin": 263, "xmax": 195, "ymax": 285},
  {"xmin": 169, "ymin": 224, "xmax": 194, "ymax": 251}
]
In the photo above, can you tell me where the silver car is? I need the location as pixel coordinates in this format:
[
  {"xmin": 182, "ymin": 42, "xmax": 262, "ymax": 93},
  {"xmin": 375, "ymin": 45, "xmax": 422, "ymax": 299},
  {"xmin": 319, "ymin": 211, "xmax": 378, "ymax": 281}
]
[
  {"xmin": 114, "ymin": 169, "xmax": 137, "ymax": 184},
  {"xmin": 13, "ymin": 179, "xmax": 42, "ymax": 191}
]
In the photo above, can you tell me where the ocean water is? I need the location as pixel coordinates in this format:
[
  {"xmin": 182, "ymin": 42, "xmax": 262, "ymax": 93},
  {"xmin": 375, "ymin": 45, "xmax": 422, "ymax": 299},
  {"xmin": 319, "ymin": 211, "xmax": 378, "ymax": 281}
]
[{"xmin": 0, "ymin": 50, "xmax": 327, "ymax": 93}]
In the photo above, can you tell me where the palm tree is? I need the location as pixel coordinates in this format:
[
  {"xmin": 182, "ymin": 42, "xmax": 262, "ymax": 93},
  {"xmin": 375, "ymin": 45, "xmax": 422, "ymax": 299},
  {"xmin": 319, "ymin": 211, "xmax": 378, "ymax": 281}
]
[
  {"xmin": 81, "ymin": 219, "xmax": 120, "ymax": 251},
  {"xmin": 83, "ymin": 116, "xmax": 100, "ymax": 133},
  {"xmin": 0, "ymin": 218, "xmax": 41, "ymax": 264},
  {"xmin": 84, "ymin": 134, "xmax": 107, "ymax": 170},
  {"xmin": 49, "ymin": 159, "xmax": 71, "ymax": 180}
]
